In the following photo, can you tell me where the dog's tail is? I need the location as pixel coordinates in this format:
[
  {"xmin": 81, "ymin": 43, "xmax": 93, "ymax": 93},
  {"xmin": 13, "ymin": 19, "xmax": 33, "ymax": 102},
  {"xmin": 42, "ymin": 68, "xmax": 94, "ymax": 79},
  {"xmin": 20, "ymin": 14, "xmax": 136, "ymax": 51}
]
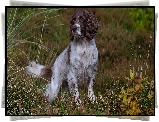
[{"xmin": 26, "ymin": 61, "xmax": 52, "ymax": 78}]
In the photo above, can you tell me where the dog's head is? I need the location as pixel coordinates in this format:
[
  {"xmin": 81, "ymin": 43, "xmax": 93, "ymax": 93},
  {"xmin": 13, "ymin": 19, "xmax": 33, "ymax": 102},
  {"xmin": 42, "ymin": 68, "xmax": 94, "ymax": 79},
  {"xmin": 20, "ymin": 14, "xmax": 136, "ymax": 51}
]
[{"xmin": 70, "ymin": 10, "xmax": 99, "ymax": 41}]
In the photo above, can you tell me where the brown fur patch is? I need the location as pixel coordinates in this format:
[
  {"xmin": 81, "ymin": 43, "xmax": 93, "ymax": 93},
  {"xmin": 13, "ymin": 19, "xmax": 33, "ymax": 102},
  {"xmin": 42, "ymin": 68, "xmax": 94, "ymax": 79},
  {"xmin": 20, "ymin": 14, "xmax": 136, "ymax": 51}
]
[
  {"xmin": 66, "ymin": 45, "xmax": 71, "ymax": 65},
  {"xmin": 41, "ymin": 66, "xmax": 52, "ymax": 77}
]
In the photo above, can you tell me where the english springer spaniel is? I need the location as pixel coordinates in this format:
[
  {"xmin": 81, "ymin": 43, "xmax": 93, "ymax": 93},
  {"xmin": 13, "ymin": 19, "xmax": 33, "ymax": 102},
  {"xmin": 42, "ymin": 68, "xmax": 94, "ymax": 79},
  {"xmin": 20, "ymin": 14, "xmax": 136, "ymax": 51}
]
[{"xmin": 26, "ymin": 10, "xmax": 99, "ymax": 105}]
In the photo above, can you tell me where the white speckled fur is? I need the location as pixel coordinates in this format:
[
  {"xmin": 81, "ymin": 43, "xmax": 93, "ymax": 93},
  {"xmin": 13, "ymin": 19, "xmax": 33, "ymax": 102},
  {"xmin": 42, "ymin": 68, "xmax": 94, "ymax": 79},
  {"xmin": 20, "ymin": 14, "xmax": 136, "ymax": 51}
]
[
  {"xmin": 26, "ymin": 10, "xmax": 98, "ymax": 105},
  {"xmin": 74, "ymin": 23, "xmax": 81, "ymax": 35},
  {"xmin": 26, "ymin": 38, "xmax": 98, "ymax": 105}
]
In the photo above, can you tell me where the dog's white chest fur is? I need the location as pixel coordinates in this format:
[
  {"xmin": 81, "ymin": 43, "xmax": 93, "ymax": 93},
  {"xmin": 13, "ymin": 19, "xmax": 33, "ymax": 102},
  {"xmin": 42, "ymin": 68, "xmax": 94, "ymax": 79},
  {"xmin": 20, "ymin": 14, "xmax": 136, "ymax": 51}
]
[
  {"xmin": 70, "ymin": 38, "xmax": 98, "ymax": 81},
  {"xmin": 72, "ymin": 40, "xmax": 92, "ymax": 68}
]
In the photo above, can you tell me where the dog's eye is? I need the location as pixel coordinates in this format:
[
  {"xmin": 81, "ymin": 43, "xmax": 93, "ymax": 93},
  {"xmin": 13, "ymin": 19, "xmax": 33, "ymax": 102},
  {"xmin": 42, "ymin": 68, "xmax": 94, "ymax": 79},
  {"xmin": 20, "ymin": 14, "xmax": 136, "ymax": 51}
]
[{"xmin": 73, "ymin": 17, "xmax": 76, "ymax": 21}]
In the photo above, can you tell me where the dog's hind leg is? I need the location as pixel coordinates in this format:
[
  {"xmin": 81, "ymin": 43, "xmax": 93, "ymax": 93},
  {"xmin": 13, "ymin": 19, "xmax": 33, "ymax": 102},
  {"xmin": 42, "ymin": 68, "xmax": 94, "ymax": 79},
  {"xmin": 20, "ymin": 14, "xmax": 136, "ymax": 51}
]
[
  {"xmin": 44, "ymin": 81, "xmax": 58, "ymax": 102},
  {"xmin": 44, "ymin": 66, "xmax": 62, "ymax": 104}
]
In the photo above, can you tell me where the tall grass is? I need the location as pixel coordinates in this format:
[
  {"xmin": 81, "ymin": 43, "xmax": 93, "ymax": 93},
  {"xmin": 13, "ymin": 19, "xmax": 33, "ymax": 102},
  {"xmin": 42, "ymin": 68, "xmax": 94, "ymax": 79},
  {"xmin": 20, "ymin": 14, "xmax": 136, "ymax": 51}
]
[{"xmin": 7, "ymin": 8, "xmax": 154, "ymax": 115}]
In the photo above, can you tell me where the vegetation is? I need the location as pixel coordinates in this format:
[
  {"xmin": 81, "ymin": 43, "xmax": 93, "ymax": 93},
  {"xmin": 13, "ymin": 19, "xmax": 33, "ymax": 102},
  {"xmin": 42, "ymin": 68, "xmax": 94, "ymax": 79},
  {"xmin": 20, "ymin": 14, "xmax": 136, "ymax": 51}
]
[{"xmin": 7, "ymin": 8, "xmax": 154, "ymax": 115}]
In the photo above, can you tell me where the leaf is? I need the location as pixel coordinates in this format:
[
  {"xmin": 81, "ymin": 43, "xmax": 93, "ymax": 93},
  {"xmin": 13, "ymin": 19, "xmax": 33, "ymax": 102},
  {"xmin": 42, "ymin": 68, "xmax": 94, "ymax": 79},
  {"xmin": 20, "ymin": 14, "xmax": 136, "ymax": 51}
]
[
  {"xmin": 135, "ymin": 84, "xmax": 140, "ymax": 91},
  {"xmin": 140, "ymin": 84, "xmax": 144, "ymax": 90},
  {"xmin": 132, "ymin": 101, "xmax": 137, "ymax": 110},
  {"xmin": 126, "ymin": 109, "xmax": 133, "ymax": 115},
  {"xmin": 147, "ymin": 90, "xmax": 154, "ymax": 99},
  {"xmin": 127, "ymin": 97, "xmax": 132, "ymax": 105},
  {"xmin": 130, "ymin": 69, "xmax": 134, "ymax": 79},
  {"xmin": 127, "ymin": 88, "xmax": 133, "ymax": 93},
  {"xmin": 119, "ymin": 94, "xmax": 123, "ymax": 98},
  {"xmin": 136, "ymin": 108, "xmax": 142, "ymax": 114},
  {"xmin": 147, "ymin": 94, "xmax": 153, "ymax": 99},
  {"xmin": 123, "ymin": 95, "xmax": 127, "ymax": 104}
]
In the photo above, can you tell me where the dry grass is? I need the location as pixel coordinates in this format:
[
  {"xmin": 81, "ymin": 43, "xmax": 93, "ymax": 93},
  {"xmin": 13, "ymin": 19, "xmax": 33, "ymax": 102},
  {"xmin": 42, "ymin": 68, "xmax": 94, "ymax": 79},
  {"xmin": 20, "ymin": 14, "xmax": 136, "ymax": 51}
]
[{"xmin": 7, "ymin": 8, "xmax": 154, "ymax": 115}]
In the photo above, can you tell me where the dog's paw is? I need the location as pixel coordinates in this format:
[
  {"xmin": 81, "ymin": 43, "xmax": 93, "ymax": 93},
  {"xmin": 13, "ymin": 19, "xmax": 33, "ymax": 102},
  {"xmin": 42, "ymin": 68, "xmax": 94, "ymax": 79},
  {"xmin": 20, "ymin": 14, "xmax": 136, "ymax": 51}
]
[
  {"xmin": 88, "ymin": 91, "xmax": 96, "ymax": 102},
  {"xmin": 75, "ymin": 98, "xmax": 82, "ymax": 106},
  {"xmin": 89, "ymin": 95, "xmax": 96, "ymax": 102}
]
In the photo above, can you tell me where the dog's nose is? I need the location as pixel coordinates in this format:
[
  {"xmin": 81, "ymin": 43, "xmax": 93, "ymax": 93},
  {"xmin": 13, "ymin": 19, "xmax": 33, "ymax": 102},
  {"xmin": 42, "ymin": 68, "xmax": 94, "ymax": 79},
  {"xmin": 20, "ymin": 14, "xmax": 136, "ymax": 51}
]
[
  {"xmin": 72, "ymin": 23, "xmax": 80, "ymax": 29},
  {"xmin": 72, "ymin": 25, "xmax": 77, "ymax": 32}
]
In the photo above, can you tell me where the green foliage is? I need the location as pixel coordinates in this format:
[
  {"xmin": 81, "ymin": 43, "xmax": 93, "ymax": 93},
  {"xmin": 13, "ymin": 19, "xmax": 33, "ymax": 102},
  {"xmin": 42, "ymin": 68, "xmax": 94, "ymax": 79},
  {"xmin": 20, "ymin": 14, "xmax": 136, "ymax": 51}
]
[{"xmin": 129, "ymin": 8, "xmax": 154, "ymax": 31}]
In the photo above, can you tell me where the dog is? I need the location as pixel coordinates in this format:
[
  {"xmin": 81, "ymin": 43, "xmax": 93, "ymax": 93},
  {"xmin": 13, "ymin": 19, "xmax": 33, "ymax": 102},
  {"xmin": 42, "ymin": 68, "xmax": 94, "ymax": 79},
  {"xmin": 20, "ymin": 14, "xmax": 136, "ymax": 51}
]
[{"xmin": 26, "ymin": 10, "xmax": 99, "ymax": 105}]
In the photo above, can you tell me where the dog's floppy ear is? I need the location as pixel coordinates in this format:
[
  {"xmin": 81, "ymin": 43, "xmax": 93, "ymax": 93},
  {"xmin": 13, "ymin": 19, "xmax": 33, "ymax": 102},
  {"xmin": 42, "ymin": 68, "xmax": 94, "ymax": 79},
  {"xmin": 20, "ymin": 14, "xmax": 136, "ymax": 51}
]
[{"xmin": 84, "ymin": 10, "xmax": 99, "ymax": 40}]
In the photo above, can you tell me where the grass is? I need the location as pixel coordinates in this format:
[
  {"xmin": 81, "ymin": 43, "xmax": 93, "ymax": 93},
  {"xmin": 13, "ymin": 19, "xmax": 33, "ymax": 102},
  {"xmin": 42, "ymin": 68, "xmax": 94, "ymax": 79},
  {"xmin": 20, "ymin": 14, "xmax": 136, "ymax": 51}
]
[{"xmin": 7, "ymin": 8, "xmax": 154, "ymax": 115}]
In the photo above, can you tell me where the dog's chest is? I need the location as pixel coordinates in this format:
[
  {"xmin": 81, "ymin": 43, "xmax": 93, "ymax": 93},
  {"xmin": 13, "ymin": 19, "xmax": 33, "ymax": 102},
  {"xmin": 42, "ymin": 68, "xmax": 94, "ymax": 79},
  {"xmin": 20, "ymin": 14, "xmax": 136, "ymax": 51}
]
[
  {"xmin": 76, "ymin": 45, "xmax": 92, "ymax": 65},
  {"xmin": 70, "ymin": 41, "xmax": 94, "ymax": 72}
]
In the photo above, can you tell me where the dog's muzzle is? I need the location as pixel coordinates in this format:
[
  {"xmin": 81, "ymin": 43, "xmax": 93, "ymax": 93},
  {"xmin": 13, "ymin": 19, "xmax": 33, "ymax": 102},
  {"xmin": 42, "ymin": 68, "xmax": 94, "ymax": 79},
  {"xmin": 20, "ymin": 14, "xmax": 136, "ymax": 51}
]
[{"xmin": 71, "ymin": 23, "xmax": 81, "ymax": 39}]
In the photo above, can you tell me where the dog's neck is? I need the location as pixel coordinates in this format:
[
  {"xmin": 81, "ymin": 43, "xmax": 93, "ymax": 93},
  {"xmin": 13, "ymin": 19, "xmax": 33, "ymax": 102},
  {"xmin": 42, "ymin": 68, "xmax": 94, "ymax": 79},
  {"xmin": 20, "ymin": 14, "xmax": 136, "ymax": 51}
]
[
  {"xmin": 71, "ymin": 37, "xmax": 95, "ymax": 49},
  {"xmin": 73, "ymin": 37, "xmax": 93, "ymax": 43}
]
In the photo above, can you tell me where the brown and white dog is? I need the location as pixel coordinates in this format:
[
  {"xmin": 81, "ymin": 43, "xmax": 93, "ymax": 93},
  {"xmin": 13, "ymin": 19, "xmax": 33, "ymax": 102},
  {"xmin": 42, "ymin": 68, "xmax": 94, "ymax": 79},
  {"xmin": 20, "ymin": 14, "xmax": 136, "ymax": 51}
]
[{"xmin": 26, "ymin": 10, "xmax": 99, "ymax": 105}]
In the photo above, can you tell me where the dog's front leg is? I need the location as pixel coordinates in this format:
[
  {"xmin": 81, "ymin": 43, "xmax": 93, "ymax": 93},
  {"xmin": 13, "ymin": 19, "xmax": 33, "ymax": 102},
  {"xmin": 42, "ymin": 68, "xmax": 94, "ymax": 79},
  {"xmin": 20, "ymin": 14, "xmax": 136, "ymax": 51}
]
[
  {"xmin": 88, "ymin": 78, "xmax": 96, "ymax": 102},
  {"xmin": 67, "ymin": 72, "xmax": 81, "ymax": 105}
]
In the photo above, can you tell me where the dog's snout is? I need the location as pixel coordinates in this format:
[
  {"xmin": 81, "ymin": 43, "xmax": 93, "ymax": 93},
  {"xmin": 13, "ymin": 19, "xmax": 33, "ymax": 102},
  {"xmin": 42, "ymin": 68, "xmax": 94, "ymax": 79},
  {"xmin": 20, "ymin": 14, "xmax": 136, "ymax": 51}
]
[
  {"xmin": 72, "ymin": 25, "xmax": 77, "ymax": 33},
  {"xmin": 72, "ymin": 23, "xmax": 80, "ymax": 28}
]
